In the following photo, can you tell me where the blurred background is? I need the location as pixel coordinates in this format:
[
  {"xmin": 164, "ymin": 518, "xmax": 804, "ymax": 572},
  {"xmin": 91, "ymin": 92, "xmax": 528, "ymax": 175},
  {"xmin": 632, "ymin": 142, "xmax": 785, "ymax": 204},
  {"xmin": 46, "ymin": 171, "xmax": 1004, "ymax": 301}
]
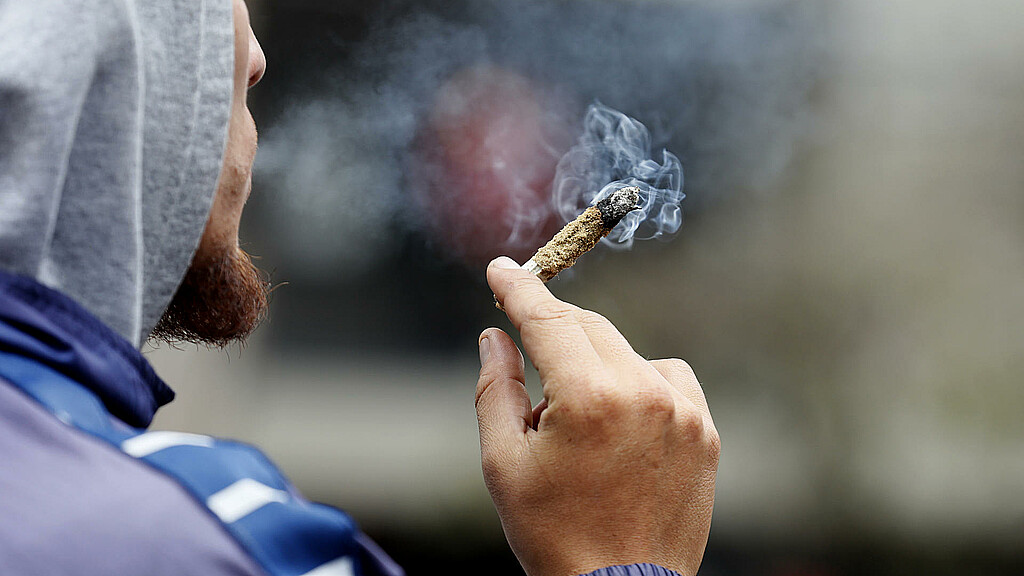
[{"xmin": 147, "ymin": 0, "xmax": 1024, "ymax": 574}]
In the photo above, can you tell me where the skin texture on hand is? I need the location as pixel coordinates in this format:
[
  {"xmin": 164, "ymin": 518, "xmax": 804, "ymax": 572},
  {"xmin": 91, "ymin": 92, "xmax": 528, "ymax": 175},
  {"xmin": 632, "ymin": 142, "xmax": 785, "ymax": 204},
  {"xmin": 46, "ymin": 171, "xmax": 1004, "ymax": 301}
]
[{"xmin": 477, "ymin": 257, "xmax": 720, "ymax": 576}]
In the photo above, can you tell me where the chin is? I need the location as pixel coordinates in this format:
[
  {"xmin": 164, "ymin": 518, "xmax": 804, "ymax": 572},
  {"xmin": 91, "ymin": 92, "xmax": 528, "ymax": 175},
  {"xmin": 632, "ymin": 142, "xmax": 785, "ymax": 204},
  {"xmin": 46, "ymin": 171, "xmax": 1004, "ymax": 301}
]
[{"xmin": 150, "ymin": 242, "xmax": 270, "ymax": 347}]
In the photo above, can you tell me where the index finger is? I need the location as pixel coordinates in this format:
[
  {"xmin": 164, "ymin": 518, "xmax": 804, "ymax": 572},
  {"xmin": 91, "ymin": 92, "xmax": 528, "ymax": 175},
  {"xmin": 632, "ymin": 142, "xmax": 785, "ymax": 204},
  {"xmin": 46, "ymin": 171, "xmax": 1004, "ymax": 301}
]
[{"xmin": 488, "ymin": 257, "xmax": 606, "ymax": 395}]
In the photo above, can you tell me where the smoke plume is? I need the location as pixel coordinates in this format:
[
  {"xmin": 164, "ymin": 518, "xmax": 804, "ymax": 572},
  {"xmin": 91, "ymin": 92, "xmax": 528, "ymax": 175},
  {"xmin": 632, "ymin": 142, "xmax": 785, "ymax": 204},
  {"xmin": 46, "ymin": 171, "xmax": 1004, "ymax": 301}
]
[
  {"xmin": 256, "ymin": 0, "xmax": 822, "ymax": 273},
  {"xmin": 557, "ymin": 103, "xmax": 684, "ymax": 249}
]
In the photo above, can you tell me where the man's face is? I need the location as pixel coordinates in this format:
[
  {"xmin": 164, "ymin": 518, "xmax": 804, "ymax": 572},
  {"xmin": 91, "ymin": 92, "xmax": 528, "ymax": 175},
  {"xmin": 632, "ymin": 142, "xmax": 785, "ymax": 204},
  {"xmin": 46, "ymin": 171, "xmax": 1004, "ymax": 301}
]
[
  {"xmin": 204, "ymin": 0, "xmax": 267, "ymax": 253},
  {"xmin": 151, "ymin": 0, "xmax": 270, "ymax": 346}
]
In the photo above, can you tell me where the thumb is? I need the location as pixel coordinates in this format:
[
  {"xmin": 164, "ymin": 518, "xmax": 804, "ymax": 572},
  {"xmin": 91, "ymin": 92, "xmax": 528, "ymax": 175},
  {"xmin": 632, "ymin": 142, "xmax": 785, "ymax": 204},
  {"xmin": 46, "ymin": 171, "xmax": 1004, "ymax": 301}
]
[{"xmin": 475, "ymin": 328, "xmax": 531, "ymax": 480}]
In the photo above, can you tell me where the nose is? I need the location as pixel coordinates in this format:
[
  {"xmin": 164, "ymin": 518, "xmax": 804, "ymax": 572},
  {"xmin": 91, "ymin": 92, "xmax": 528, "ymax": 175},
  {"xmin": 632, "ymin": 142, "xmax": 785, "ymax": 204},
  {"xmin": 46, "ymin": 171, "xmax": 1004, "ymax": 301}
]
[{"xmin": 248, "ymin": 27, "xmax": 266, "ymax": 88}]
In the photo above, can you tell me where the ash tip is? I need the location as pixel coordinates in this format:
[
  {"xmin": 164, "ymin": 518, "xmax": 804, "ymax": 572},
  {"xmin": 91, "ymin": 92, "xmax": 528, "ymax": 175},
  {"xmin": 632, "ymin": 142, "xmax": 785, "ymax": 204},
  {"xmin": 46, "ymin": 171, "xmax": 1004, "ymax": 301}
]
[{"xmin": 595, "ymin": 186, "xmax": 641, "ymax": 229}]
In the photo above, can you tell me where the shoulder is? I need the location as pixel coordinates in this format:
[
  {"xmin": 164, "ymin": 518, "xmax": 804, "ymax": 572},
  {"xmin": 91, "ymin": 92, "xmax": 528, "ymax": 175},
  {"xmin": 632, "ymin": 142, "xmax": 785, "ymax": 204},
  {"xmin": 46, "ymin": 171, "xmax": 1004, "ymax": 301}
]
[{"xmin": 0, "ymin": 376, "xmax": 265, "ymax": 576}]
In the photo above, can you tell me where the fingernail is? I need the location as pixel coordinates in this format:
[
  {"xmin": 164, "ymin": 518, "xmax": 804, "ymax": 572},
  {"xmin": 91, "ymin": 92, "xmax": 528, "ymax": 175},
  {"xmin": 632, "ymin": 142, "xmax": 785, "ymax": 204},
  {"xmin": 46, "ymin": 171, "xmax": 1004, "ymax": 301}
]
[
  {"xmin": 478, "ymin": 336, "xmax": 491, "ymax": 366},
  {"xmin": 491, "ymin": 256, "xmax": 520, "ymax": 269}
]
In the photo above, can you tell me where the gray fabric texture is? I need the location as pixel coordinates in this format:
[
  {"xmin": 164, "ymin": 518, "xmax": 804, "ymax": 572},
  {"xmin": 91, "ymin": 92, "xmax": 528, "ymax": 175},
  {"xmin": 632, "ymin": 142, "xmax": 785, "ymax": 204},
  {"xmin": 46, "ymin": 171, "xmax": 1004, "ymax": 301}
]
[{"xmin": 0, "ymin": 0, "xmax": 235, "ymax": 347}]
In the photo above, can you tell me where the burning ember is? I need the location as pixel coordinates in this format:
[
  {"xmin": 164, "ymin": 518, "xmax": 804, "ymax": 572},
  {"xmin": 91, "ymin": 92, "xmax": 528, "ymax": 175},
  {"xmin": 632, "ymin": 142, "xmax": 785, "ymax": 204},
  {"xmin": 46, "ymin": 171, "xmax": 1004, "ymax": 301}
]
[{"xmin": 510, "ymin": 103, "xmax": 685, "ymax": 285}]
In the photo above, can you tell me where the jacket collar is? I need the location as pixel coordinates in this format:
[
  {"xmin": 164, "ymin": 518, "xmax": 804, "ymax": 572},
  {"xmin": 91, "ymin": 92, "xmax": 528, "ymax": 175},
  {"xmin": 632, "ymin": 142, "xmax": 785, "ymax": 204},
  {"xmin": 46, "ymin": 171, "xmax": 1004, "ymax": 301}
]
[{"xmin": 0, "ymin": 270, "xmax": 173, "ymax": 427}]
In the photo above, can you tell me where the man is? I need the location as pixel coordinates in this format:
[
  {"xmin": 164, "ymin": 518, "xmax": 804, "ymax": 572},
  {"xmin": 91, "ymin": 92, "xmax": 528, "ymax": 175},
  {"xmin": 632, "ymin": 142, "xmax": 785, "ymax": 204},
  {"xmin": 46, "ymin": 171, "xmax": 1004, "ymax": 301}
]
[{"xmin": 0, "ymin": 1, "xmax": 719, "ymax": 575}]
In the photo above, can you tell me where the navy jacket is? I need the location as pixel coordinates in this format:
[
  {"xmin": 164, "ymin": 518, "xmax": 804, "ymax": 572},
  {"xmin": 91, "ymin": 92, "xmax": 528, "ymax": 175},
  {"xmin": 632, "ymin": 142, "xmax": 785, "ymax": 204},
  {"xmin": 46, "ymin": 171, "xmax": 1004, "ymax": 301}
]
[{"xmin": 0, "ymin": 269, "xmax": 682, "ymax": 576}]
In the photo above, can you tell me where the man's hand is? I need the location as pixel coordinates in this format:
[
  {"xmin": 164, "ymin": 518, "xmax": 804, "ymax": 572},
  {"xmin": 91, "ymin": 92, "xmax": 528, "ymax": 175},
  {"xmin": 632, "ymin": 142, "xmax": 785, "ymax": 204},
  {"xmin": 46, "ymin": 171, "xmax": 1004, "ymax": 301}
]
[{"xmin": 476, "ymin": 257, "xmax": 720, "ymax": 576}]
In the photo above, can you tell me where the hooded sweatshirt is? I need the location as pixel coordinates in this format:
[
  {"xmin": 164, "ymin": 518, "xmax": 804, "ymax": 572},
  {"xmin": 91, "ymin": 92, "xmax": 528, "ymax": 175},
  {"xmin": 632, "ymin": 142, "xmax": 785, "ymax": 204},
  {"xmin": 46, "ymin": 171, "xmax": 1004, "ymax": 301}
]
[{"xmin": 0, "ymin": 0, "xmax": 232, "ymax": 347}]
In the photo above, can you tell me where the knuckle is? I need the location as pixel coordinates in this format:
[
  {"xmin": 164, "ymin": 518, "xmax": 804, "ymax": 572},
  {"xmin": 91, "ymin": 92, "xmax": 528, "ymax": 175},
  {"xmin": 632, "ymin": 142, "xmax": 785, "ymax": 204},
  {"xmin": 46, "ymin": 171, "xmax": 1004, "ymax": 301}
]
[
  {"xmin": 637, "ymin": 386, "xmax": 676, "ymax": 420},
  {"xmin": 575, "ymin": 309, "xmax": 614, "ymax": 331},
  {"xmin": 557, "ymin": 382, "xmax": 622, "ymax": 428},
  {"xmin": 474, "ymin": 373, "xmax": 495, "ymax": 408},
  {"xmin": 705, "ymin": 422, "xmax": 722, "ymax": 462},
  {"xmin": 676, "ymin": 407, "xmax": 707, "ymax": 443},
  {"xmin": 523, "ymin": 298, "xmax": 576, "ymax": 324}
]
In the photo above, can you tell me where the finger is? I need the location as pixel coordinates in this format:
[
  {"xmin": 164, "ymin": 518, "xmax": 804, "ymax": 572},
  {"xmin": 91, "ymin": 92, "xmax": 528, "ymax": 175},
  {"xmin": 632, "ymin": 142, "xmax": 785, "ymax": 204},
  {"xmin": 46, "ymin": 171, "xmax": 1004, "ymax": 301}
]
[
  {"xmin": 475, "ymin": 328, "xmax": 532, "ymax": 468},
  {"xmin": 650, "ymin": 358, "xmax": 709, "ymax": 415},
  {"xmin": 487, "ymin": 257, "xmax": 605, "ymax": 395},
  {"xmin": 531, "ymin": 397, "xmax": 549, "ymax": 430}
]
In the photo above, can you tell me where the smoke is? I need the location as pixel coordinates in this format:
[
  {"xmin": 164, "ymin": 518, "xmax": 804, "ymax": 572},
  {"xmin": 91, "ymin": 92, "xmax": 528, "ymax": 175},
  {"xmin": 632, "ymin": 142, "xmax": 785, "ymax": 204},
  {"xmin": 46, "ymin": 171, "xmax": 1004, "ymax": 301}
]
[
  {"xmin": 256, "ymin": 99, "xmax": 402, "ymax": 277},
  {"xmin": 556, "ymin": 103, "xmax": 684, "ymax": 249},
  {"xmin": 256, "ymin": 0, "xmax": 822, "ymax": 273}
]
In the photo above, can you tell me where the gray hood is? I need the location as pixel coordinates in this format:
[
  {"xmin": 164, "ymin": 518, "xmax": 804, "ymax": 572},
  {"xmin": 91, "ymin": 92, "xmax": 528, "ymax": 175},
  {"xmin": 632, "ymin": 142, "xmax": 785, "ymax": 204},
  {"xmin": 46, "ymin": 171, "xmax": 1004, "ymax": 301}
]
[{"xmin": 0, "ymin": 0, "xmax": 235, "ymax": 347}]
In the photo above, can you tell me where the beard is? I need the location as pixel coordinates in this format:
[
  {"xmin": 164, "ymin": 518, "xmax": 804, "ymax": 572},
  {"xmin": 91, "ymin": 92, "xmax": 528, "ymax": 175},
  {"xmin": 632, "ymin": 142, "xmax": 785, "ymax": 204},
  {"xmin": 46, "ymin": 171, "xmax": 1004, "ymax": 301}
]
[{"xmin": 150, "ymin": 245, "xmax": 270, "ymax": 347}]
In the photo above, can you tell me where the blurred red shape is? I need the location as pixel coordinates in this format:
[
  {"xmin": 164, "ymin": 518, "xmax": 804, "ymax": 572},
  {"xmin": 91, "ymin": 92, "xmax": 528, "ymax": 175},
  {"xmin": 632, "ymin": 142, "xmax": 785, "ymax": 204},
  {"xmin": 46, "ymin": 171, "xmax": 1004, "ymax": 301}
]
[{"xmin": 411, "ymin": 66, "xmax": 577, "ymax": 266}]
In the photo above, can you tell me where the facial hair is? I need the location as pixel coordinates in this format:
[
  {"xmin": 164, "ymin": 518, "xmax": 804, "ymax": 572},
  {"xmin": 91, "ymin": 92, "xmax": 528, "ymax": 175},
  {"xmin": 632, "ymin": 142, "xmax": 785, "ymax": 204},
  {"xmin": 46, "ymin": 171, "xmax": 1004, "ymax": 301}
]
[{"xmin": 150, "ymin": 245, "xmax": 270, "ymax": 347}]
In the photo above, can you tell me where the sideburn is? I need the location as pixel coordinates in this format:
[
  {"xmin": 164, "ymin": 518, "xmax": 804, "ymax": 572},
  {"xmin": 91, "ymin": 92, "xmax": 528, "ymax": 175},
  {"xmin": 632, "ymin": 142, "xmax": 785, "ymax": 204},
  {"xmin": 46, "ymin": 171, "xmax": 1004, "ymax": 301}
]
[{"xmin": 151, "ymin": 246, "xmax": 270, "ymax": 347}]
